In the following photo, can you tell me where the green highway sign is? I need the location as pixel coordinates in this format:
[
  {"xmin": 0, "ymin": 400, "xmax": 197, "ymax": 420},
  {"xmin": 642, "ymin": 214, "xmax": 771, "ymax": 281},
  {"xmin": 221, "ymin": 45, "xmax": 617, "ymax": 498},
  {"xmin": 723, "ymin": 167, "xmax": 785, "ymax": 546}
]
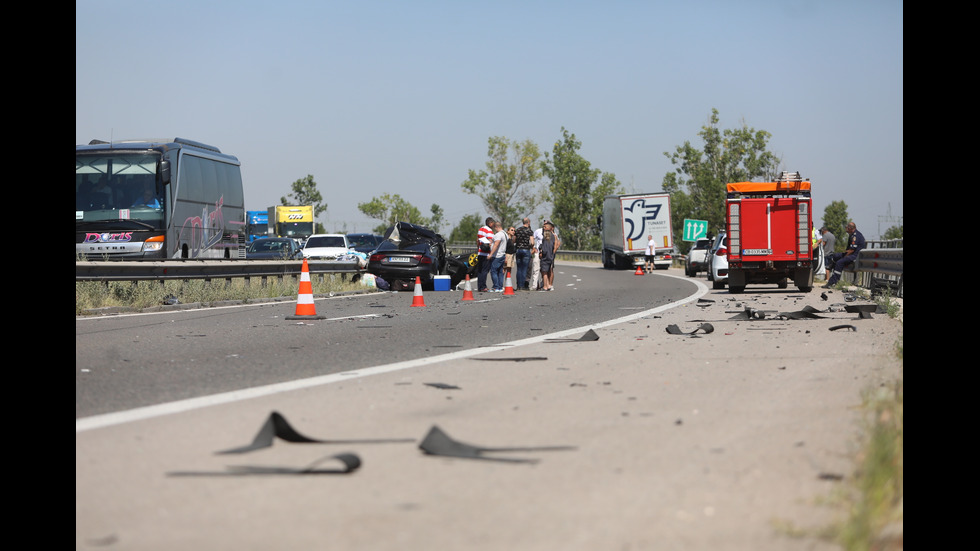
[{"xmin": 683, "ymin": 219, "xmax": 708, "ymax": 241}]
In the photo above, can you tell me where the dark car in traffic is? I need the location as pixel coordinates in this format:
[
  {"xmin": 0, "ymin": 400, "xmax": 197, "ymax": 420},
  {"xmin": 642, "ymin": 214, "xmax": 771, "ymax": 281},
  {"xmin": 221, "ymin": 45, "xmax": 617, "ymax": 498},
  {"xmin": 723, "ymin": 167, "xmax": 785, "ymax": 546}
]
[
  {"xmin": 346, "ymin": 233, "xmax": 384, "ymax": 254},
  {"xmin": 245, "ymin": 237, "xmax": 303, "ymax": 260},
  {"xmin": 367, "ymin": 222, "xmax": 474, "ymax": 290}
]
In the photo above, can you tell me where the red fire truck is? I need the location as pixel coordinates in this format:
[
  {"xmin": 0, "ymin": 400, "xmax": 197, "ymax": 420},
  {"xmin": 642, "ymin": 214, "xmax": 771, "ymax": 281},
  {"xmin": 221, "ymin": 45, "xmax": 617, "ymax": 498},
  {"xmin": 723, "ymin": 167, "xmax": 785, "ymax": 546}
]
[{"xmin": 725, "ymin": 171, "xmax": 815, "ymax": 294}]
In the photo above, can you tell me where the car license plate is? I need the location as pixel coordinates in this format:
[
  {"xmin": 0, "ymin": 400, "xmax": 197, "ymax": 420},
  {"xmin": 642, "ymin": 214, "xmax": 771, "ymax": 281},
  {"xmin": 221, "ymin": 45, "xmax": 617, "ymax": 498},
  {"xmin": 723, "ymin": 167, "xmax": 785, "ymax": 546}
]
[
  {"xmin": 387, "ymin": 256, "xmax": 411, "ymax": 263},
  {"xmin": 742, "ymin": 249, "xmax": 771, "ymax": 255}
]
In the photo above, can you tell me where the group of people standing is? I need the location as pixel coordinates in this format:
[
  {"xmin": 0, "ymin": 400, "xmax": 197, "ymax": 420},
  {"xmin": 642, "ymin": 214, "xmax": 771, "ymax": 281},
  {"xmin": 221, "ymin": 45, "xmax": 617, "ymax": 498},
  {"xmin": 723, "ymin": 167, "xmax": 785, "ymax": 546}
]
[{"xmin": 475, "ymin": 217, "xmax": 560, "ymax": 292}]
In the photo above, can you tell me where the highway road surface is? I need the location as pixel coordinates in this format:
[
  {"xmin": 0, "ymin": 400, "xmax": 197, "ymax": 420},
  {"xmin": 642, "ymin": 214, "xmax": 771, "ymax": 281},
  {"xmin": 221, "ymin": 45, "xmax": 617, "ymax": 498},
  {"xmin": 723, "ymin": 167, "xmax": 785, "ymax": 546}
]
[{"xmin": 76, "ymin": 263, "xmax": 903, "ymax": 550}]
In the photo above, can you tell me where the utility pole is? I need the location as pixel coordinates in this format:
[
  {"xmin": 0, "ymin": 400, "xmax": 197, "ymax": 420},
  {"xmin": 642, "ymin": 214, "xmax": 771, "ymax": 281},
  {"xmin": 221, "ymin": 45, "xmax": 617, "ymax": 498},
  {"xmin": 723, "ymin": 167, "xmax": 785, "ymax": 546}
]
[{"xmin": 877, "ymin": 203, "xmax": 903, "ymax": 239}]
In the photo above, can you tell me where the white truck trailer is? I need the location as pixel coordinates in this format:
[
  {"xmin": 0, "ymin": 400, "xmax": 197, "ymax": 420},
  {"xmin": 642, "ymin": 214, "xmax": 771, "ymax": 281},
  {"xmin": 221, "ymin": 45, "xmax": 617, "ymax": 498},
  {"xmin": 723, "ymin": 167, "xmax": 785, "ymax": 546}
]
[{"xmin": 601, "ymin": 192, "xmax": 674, "ymax": 270}]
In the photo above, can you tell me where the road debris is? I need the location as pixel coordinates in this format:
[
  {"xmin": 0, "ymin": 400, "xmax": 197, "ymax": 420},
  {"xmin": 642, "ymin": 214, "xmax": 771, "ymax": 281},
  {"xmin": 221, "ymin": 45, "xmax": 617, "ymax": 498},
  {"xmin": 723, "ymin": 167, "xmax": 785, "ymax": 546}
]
[
  {"xmin": 418, "ymin": 425, "xmax": 576, "ymax": 463},
  {"xmin": 216, "ymin": 411, "xmax": 413, "ymax": 454},
  {"xmin": 665, "ymin": 323, "xmax": 714, "ymax": 336}
]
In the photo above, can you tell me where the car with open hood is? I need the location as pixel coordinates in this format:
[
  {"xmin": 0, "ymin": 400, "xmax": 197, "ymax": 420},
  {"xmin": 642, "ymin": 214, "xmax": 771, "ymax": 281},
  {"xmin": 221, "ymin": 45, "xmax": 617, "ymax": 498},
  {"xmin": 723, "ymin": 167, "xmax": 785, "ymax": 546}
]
[
  {"xmin": 367, "ymin": 222, "xmax": 474, "ymax": 290},
  {"xmin": 346, "ymin": 233, "xmax": 384, "ymax": 254}
]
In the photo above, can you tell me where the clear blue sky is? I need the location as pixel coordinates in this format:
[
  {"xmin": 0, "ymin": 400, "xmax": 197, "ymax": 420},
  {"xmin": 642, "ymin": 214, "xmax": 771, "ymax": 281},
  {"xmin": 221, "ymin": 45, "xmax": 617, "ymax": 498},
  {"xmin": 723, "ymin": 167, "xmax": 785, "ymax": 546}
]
[{"xmin": 76, "ymin": 0, "xmax": 903, "ymax": 239}]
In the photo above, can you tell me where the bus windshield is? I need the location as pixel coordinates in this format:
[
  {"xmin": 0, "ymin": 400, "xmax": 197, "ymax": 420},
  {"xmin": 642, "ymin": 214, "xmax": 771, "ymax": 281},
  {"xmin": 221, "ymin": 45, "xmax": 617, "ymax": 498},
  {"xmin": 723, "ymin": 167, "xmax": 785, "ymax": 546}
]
[{"xmin": 76, "ymin": 152, "xmax": 165, "ymax": 229}]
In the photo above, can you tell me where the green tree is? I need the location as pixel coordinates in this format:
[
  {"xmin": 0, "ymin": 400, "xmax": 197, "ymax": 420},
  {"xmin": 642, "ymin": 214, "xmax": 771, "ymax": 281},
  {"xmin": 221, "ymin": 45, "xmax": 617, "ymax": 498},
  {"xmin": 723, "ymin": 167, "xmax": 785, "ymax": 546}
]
[
  {"xmin": 448, "ymin": 213, "xmax": 483, "ymax": 244},
  {"xmin": 821, "ymin": 201, "xmax": 849, "ymax": 253},
  {"xmin": 662, "ymin": 108, "xmax": 782, "ymax": 242},
  {"xmin": 428, "ymin": 204, "xmax": 445, "ymax": 234},
  {"xmin": 543, "ymin": 127, "xmax": 623, "ymax": 250},
  {"xmin": 883, "ymin": 225, "xmax": 903, "ymax": 240},
  {"xmin": 358, "ymin": 193, "xmax": 432, "ymax": 235},
  {"xmin": 462, "ymin": 136, "xmax": 543, "ymax": 228},
  {"xmin": 281, "ymin": 174, "xmax": 326, "ymax": 216}
]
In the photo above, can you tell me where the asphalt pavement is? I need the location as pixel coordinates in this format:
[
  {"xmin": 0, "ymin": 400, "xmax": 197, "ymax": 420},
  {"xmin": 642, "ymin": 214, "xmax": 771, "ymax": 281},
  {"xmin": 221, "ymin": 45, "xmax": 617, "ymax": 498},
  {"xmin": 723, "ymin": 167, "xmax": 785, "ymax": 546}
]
[{"xmin": 76, "ymin": 266, "xmax": 903, "ymax": 550}]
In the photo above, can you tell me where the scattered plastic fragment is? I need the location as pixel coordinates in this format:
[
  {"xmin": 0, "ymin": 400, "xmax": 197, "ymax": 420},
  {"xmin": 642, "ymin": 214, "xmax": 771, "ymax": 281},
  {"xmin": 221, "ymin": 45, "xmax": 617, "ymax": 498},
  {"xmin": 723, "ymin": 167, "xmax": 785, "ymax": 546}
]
[
  {"xmin": 844, "ymin": 304, "xmax": 877, "ymax": 319},
  {"xmin": 666, "ymin": 323, "xmax": 714, "ymax": 335},
  {"xmin": 727, "ymin": 306, "xmax": 771, "ymax": 320},
  {"xmin": 168, "ymin": 453, "xmax": 362, "ymax": 477},
  {"xmin": 424, "ymin": 383, "xmax": 461, "ymax": 390},
  {"xmin": 216, "ymin": 411, "xmax": 413, "ymax": 454},
  {"xmin": 829, "ymin": 325, "xmax": 857, "ymax": 332},
  {"xmin": 471, "ymin": 357, "xmax": 548, "ymax": 362},
  {"xmin": 776, "ymin": 306, "xmax": 826, "ymax": 320},
  {"xmin": 545, "ymin": 329, "xmax": 600, "ymax": 343},
  {"xmin": 225, "ymin": 453, "xmax": 362, "ymax": 475},
  {"xmin": 418, "ymin": 425, "xmax": 576, "ymax": 463}
]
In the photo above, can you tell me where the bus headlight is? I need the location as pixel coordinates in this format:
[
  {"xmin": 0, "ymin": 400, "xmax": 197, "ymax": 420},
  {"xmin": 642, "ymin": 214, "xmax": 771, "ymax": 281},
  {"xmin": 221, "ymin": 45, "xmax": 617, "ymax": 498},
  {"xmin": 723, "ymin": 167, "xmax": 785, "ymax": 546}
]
[{"xmin": 143, "ymin": 235, "xmax": 165, "ymax": 252}]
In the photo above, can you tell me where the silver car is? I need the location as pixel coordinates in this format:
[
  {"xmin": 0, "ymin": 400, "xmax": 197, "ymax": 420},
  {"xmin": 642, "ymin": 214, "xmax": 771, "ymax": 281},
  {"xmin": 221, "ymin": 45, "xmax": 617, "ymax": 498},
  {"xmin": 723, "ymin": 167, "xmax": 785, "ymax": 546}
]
[{"xmin": 706, "ymin": 233, "xmax": 729, "ymax": 289}]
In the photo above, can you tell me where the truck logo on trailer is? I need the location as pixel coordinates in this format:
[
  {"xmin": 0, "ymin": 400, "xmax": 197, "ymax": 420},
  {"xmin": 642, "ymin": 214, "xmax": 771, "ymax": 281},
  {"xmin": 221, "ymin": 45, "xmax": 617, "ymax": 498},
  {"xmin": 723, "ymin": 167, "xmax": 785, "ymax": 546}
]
[{"xmin": 623, "ymin": 199, "xmax": 663, "ymax": 241}]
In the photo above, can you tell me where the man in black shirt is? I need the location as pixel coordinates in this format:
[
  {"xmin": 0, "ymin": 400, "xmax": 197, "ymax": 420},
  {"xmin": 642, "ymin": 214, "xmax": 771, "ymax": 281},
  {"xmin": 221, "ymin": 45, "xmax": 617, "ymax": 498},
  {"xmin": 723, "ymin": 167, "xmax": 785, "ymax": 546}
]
[{"xmin": 513, "ymin": 217, "xmax": 534, "ymax": 290}]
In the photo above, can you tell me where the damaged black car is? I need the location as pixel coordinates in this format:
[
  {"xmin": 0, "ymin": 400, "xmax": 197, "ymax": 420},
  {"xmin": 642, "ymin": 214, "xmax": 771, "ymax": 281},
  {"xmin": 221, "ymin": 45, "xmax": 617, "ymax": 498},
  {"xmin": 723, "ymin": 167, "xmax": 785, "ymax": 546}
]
[{"xmin": 367, "ymin": 222, "xmax": 476, "ymax": 291}]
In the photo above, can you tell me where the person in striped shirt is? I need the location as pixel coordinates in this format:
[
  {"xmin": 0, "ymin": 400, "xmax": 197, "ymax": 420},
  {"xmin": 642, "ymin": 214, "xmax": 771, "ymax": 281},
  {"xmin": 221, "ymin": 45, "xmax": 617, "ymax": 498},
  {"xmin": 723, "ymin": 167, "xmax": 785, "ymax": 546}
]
[{"xmin": 476, "ymin": 217, "xmax": 495, "ymax": 292}]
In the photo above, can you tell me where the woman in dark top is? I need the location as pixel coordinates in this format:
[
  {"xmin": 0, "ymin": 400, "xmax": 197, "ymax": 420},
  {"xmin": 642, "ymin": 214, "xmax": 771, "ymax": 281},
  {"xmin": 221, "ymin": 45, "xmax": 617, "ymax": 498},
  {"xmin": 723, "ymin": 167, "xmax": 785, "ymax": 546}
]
[{"xmin": 539, "ymin": 228, "xmax": 556, "ymax": 291}]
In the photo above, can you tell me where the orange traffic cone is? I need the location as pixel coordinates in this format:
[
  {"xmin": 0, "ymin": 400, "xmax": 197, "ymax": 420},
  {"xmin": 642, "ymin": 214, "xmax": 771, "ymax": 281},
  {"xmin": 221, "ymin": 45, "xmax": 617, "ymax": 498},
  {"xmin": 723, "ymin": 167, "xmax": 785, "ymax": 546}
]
[
  {"xmin": 503, "ymin": 269, "xmax": 515, "ymax": 295},
  {"xmin": 286, "ymin": 259, "xmax": 325, "ymax": 320},
  {"xmin": 411, "ymin": 276, "xmax": 426, "ymax": 307},
  {"xmin": 634, "ymin": 265, "xmax": 645, "ymax": 275},
  {"xmin": 461, "ymin": 274, "xmax": 474, "ymax": 301}
]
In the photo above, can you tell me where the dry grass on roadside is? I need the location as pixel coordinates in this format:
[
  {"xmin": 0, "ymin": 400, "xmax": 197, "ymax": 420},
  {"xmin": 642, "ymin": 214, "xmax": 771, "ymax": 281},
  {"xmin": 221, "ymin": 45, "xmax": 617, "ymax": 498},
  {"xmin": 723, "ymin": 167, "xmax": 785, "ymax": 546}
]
[
  {"xmin": 833, "ymin": 376, "xmax": 903, "ymax": 550},
  {"xmin": 773, "ymin": 335, "xmax": 903, "ymax": 550},
  {"xmin": 832, "ymin": 331, "xmax": 903, "ymax": 551},
  {"xmin": 75, "ymin": 275, "xmax": 371, "ymax": 315}
]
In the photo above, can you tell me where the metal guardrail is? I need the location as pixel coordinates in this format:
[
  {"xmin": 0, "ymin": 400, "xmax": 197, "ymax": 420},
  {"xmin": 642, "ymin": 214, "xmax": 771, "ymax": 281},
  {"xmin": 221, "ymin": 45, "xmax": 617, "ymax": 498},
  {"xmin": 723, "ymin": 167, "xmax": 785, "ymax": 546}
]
[
  {"xmin": 75, "ymin": 249, "xmax": 604, "ymax": 285},
  {"xmin": 78, "ymin": 242, "xmax": 899, "ymax": 297},
  {"xmin": 840, "ymin": 240, "xmax": 903, "ymax": 298},
  {"xmin": 75, "ymin": 259, "xmax": 363, "ymax": 284}
]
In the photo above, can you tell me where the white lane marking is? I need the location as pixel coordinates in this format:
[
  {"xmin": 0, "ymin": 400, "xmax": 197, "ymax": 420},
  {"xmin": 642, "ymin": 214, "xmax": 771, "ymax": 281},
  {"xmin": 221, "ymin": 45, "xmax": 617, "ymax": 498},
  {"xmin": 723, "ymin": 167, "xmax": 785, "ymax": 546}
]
[{"xmin": 76, "ymin": 273, "xmax": 707, "ymax": 433}]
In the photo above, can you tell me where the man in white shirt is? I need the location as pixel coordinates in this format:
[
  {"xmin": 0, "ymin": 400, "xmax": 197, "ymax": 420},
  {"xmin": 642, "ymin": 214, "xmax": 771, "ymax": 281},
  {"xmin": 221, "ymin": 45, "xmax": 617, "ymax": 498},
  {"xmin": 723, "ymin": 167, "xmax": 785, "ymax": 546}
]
[
  {"xmin": 488, "ymin": 221, "xmax": 507, "ymax": 291},
  {"xmin": 645, "ymin": 235, "xmax": 655, "ymax": 272}
]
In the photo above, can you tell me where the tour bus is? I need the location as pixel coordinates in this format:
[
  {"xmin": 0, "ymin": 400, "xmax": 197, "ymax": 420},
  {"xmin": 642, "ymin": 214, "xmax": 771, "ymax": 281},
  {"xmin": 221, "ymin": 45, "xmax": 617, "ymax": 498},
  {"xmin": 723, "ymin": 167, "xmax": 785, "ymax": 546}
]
[{"xmin": 75, "ymin": 138, "xmax": 246, "ymax": 259}]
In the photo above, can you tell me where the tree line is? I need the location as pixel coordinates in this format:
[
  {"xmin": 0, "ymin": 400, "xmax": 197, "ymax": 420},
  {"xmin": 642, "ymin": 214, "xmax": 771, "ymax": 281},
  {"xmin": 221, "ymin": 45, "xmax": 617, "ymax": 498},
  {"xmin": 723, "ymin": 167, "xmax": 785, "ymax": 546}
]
[{"xmin": 278, "ymin": 109, "xmax": 901, "ymax": 251}]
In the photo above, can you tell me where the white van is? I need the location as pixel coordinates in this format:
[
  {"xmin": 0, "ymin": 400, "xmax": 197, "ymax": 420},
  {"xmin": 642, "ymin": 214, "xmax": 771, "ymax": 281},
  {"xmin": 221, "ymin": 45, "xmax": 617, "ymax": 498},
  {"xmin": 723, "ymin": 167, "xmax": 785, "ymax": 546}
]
[{"xmin": 301, "ymin": 234, "xmax": 350, "ymax": 259}]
